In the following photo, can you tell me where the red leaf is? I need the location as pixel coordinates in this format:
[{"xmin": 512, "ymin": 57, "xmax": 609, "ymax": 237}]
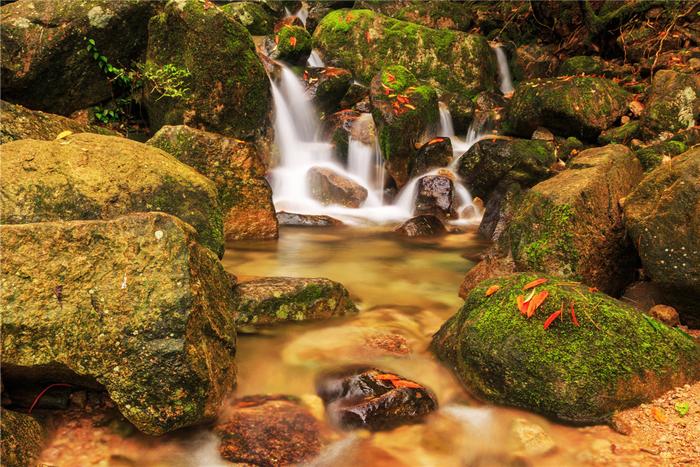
[
  {"xmin": 526, "ymin": 291, "xmax": 549, "ymax": 318},
  {"xmin": 375, "ymin": 373, "xmax": 400, "ymax": 381},
  {"xmin": 543, "ymin": 307, "xmax": 563, "ymax": 330},
  {"xmin": 365, "ymin": 30, "xmax": 372, "ymax": 44},
  {"xmin": 392, "ymin": 380, "xmax": 422, "ymax": 389},
  {"xmin": 570, "ymin": 303, "xmax": 580, "ymax": 327},
  {"xmin": 485, "ymin": 285, "xmax": 500, "ymax": 297},
  {"xmin": 289, "ymin": 36, "xmax": 297, "ymax": 47},
  {"xmin": 516, "ymin": 295, "xmax": 529, "ymax": 315},
  {"xmin": 386, "ymin": 72, "xmax": 396, "ymax": 82},
  {"xmin": 274, "ymin": 35, "xmax": 279, "ymax": 45},
  {"xmin": 428, "ymin": 137, "xmax": 445, "ymax": 145},
  {"xmin": 523, "ymin": 278, "xmax": 548, "ymax": 290},
  {"xmin": 588, "ymin": 287, "xmax": 599, "ymax": 293}
]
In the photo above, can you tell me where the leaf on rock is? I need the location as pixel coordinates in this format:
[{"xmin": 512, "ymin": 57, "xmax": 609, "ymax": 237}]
[
  {"xmin": 485, "ymin": 285, "xmax": 500, "ymax": 297},
  {"xmin": 55, "ymin": 130, "xmax": 73, "ymax": 140},
  {"xmin": 526, "ymin": 291, "xmax": 549, "ymax": 318},
  {"xmin": 652, "ymin": 407, "xmax": 667, "ymax": 423},
  {"xmin": 523, "ymin": 278, "xmax": 548, "ymax": 290},
  {"xmin": 543, "ymin": 306, "xmax": 562, "ymax": 330},
  {"xmin": 392, "ymin": 380, "xmax": 422, "ymax": 389}
]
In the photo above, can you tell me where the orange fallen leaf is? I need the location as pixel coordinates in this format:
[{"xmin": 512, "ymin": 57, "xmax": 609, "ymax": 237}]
[
  {"xmin": 386, "ymin": 72, "xmax": 396, "ymax": 83},
  {"xmin": 485, "ymin": 285, "xmax": 500, "ymax": 297},
  {"xmin": 543, "ymin": 306, "xmax": 563, "ymax": 330},
  {"xmin": 375, "ymin": 373, "xmax": 400, "ymax": 381},
  {"xmin": 365, "ymin": 30, "xmax": 372, "ymax": 44},
  {"xmin": 588, "ymin": 287, "xmax": 599, "ymax": 293},
  {"xmin": 516, "ymin": 295, "xmax": 529, "ymax": 315},
  {"xmin": 404, "ymin": 104, "xmax": 416, "ymax": 110},
  {"xmin": 523, "ymin": 278, "xmax": 548, "ymax": 290},
  {"xmin": 392, "ymin": 380, "xmax": 422, "ymax": 389},
  {"xmin": 274, "ymin": 35, "xmax": 279, "ymax": 45},
  {"xmin": 289, "ymin": 36, "xmax": 297, "ymax": 47},
  {"xmin": 526, "ymin": 291, "xmax": 549, "ymax": 318},
  {"xmin": 652, "ymin": 407, "xmax": 667, "ymax": 423},
  {"xmin": 428, "ymin": 137, "xmax": 445, "ymax": 145}
]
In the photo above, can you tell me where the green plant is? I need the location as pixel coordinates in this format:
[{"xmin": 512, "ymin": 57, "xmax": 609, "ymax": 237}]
[
  {"xmin": 93, "ymin": 106, "xmax": 120, "ymax": 124},
  {"xmin": 85, "ymin": 37, "xmax": 131, "ymax": 88},
  {"xmin": 138, "ymin": 62, "xmax": 192, "ymax": 101}
]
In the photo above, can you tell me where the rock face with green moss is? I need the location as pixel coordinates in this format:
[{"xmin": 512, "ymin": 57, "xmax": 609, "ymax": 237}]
[
  {"xmin": 505, "ymin": 77, "xmax": 631, "ymax": 141},
  {"xmin": 0, "ymin": 213, "xmax": 237, "ymax": 435},
  {"xmin": 0, "ymin": 0, "xmax": 157, "ymax": 115},
  {"xmin": 270, "ymin": 25, "xmax": 312, "ymax": 64},
  {"xmin": 634, "ymin": 128, "xmax": 697, "ymax": 171},
  {"xmin": 641, "ymin": 70, "xmax": 699, "ymax": 136},
  {"xmin": 234, "ymin": 277, "xmax": 357, "ymax": 329},
  {"xmin": 370, "ymin": 66, "xmax": 438, "ymax": 186},
  {"xmin": 623, "ymin": 148, "xmax": 700, "ymax": 319},
  {"xmin": 432, "ymin": 273, "xmax": 700, "ymax": 424},
  {"xmin": 313, "ymin": 9, "xmax": 496, "ymax": 126},
  {"xmin": 355, "ymin": 0, "xmax": 474, "ymax": 31},
  {"xmin": 220, "ymin": 1, "xmax": 276, "ymax": 35},
  {"xmin": 0, "ymin": 133, "xmax": 224, "ymax": 257},
  {"xmin": 303, "ymin": 67, "xmax": 353, "ymax": 115},
  {"xmin": 502, "ymin": 145, "xmax": 643, "ymax": 294},
  {"xmin": 145, "ymin": 0, "xmax": 269, "ymax": 139},
  {"xmin": 147, "ymin": 125, "xmax": 278, "ymax": 241},
  {"xmin": 0, "ymin": 100, "xmax": 118, "ymax": 143},
  {"xmin": 0, "ymin": 410, "xmax": 45, "ymax": 467}
]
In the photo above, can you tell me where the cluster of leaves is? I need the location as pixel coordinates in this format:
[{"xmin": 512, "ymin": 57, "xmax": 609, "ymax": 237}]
[
  {"xmin": 137, "ymin": 62, "xmax": 192, "ymax": 101},
  {"xmin": 381, "ymin": 72, "xmax": 417, "ymax": 116},
  {"xmin": 85, "ymin": 37, "xmax": 131, "ymax": 89}
]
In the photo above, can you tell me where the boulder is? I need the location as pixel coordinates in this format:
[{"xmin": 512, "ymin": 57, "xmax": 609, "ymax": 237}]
[
  {"xmin": 633, "ymin": 127, "xmax": 699, "ymax": 171},
  {"xmin": 1, "ymin": 410, "xmax": 44, "ymax": 467},
  {"xmin": 1, "ymin": 0, "xmax": 157, "ymax": 115},
  {"xmin": 220, "ymin": 1, "xmax": 276, "ymax": 35},
  {"xmin": 623, "ymin": 148, "xmax": 700, "ymax": 319},
  {"xmin": 478, "ymin": 182, "xmax": 523, "ymax": 243},
  {"xmin": 313, "ymin": 9, "xmax": 496, "ymax": 126},
  {"xmin": 147, "ymin": 125, "xmax": 278, "ymax": 241},
  {"xmin": 557, "ymin": 55, "xmax": 605, "ymax": 76},
  {"xmin": 598, "ymin": 121, "xmax": 640, "ymax": 145},
  {"xmin": 307, "ymin": 166, "xmax": 368, "ymax": 208},
  {"xmin": 315, "ymin": 366, "xmax": 438, "ymax": 431},
  {"xmin": 410, "ymin": 137, "xmax": 453, "ymax": 177},
  {"xmin": 339, "ymin": 81, "xmax": 370, "ymax": 109},
  {"xmin": 215, "ymin": 395, "xmax": 323, "ymax": 465},
  {"xmin": 0, "ymin": 100, "xmax": 117, "ymax": 143},
  {"xmin": 269, "ymin": 25, "xmax": 312, "ymax": 65},
  {"xmin": 414, "ymin": 175, "xmax": 457, "ymax": 219},
  {"xmin": 648, "ymin": 305, "xmax": 680, "ymax": 328},
  {"xmin": 395, "ymin": 215, "xmax": 447, "ymax": 238},
  {"xmin": 503, "ymin": 145, "xmax": 643, "ymax": 294},
  {"xmin": 145, "ymin": 0, "xmax": 269, "ymax": 138},
  {"xmin": 355, "ymin": 0, "xmax": 474, "ymax": 31},
  {"xmin": 0, "ymin": 213, "xmax": 237, "ymax": 435},
  {"xmin": 0, "ymin": 133, "xmax": 224, "ymax": 257},
  {"xmin": 457, "ymin": 138, "xmax": 557, "ymax": 200},
  {"xmin": 641, "ymin": 70, "xmax": 699, "ymax": 136},
  {"xmin": 369, "ymin": 66, "xmax": 439, "ymax": 186},
  {"xmin": 277, "ymin": 211, "xmax": 343, "ymax": 227},
  {"xmin": 505, "ymin": 77, "xmax": 631, "ymax": 141},
  {"xmin": 322, "ymin": 109, "xmax": 361, "ymax": 162},
  {"xmin": 432, "ymin": 273, "xmax": 700, "ymax": 424},
  {"xmin": 233, "ymin": 277, "xmax": 357, "ymax": 328},
  {"xmin": 303, "ymin": 67, "xmax": 353, "ymax": 114}
]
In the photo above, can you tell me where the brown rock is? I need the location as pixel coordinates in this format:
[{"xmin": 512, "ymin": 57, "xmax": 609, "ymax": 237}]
[
  {"xmin": 395, "ymin": 215, "xmax": 447, "ymax": 238},
  {"xmin": 414, "ymin": 175, "xmax": 457, "ymax": 219},
  {"xmin": 649, "ymin": 305, "xmax": 680, "ymax": 327},
  {"xmin": 307, "ymin": 166, "xmax": 368, "ymax": 208}
]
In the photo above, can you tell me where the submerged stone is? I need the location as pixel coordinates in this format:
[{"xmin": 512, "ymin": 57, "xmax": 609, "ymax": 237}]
[
  {"xmin": 395, "ymin": 215, "xmax": 447, "ymax": 238},
  {"xmin": 0, "ymin": 213, "xmax": 237, "ymax": 435},
  {"xmin": 277, "ymin": 211, "xmax": 343, "ymax": 227},
  {"xmin": 432, "ymin": 273, "xmax": 700, "ymax": 424},
  {"xmin": 307, "ymin": 166, "xmax": 368, "ymax": 208}
]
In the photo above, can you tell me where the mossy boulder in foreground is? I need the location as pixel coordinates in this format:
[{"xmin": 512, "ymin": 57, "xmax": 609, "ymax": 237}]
[
  {"xmin": 0, "ymin": 133, "xmax": 224, "ymax": 257},
  {"xmin": 0, "ymin": 410, "xmax": 45, "ymax": 467},
  {"xmin": 233, "ymin": 277, "xmax": 357, "ymax": 329},
  {"xmin": 0, "ymin": 213, "xmax": 237, "ymax": 435},
  {"xmin": 431, "ymin": 273, "xmax": 700, "ymax": 424},
  {"xmin": 147, "ymin": 125, "xmax": 278, "ymax": 241}
]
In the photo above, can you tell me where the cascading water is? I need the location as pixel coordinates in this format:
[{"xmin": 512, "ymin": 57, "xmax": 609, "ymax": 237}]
[
  {"xmin": 307, "ymin": 50, "xmax": 325, "ymax": 68},
  {"xmin": 493, "ymin": 45, "xmax": 514, "ymax": 95}
]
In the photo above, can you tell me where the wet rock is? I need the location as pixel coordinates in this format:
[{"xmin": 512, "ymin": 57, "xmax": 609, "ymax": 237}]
[
  {"xmin": 478, "ymin": 182, "xmax": 523, "ymax": 243},
  {"xmin": 620, "ymin": 281, "xmax": 667, "ymax": 312},
  {"xmin": 215, "ymin": 395, "xmax": 323, "ymax": 466},
  {"xmin": 220, "ymin": 2, "xmax": 276, "ymax": 35},
  {"xmin": 395, "ymin": 215, "xmax": 447, "ymax": 238},
  {"xmin": 623, "ymin": 147, "xmax": 700, "ymax": 319},
  {"xmin": 641, "ymin": 70, "xmax": 699, "ymax": 136},
  {"xmin": 458, "ymin": 254, "xmax": 516, "ymax": 299},
  {"xmin": 303, "ymin": 67, "xmax": 353, "ymax": 114},
  {"xmin": 339, "ymin": 81, "xmax": 370, "ymax": 109},
  {"xmin": 598, "ymin": 121, "xmax": 640, "ymax": 145},
  {"xmin": 513, "ymin": 43, "xmax": 558, "ymax": 80},
  {"xmin": 369, "ymin": 66, "xmax": 439, "ymax": 187},
  {"xmin": 277, "ymin": 211, "xmax": 343, "ymax": 227},
  {"xmin": 1, "ymin": 0, "xmax": 157, "ymax": 115},
  {"xmin": 558, "ymin": 55, "xmax": 606, "ymax": 76},
  {"xmin": 268, "ymin": 25, "xmax": 312, "ymax": 65},
  {"xmin": 505, "ymin": 77, "xmax": 631, "ymax": 141},
  {"xmin": 0, "ymin": 133, "xmax": 224, "ymax": 257},
  {"xmin": 410, "ymin": 137, "xmax": 453, "ymax": 177},
  {"xmin": 502, "ymin": 145, "xmax": 643, "ymax": 295},
  {"xmin": 233, "ymin": 277, "xmax": 357, "ymax": 328},
  {"xmin": 0, "ymin": 213, "xmax": 237, "ymax": 435},
  {"xmin": 147, "ymin": 125, "xmax": 278, "ymax": 241},
  {"xmin": 145, "ymin": 0, "xmax": 269, "ymax": 138},
  {"xmin": 648, "ymin": 305, "xmax": 680, "ymax": 328},
  {"xmin": 532, "ymin": 127, "xmax": 554, "ymax": 141},
  {"xmin": 0, "ymin": 100, "xmax": 117, "ymax": 143},
  {"xmin": 432, "ymin": 273, "xmax": 700, "ymax": 424},
  {"xmin": 307, "ymin": 166, "xmax": 368, "ymax": 208},
  {"xmin": 414, "ymin": 175, "xmax": 457, "ymax": 219},
  {"xmin": 1, "ymin": 410, "xmax": 45, "ymax": 467},
  {"xmin": 315, "ymin": 366, "xmax": 438, "ymax": 431},
  {"xmin": 273, "ymin": 15, "xmax": 304, "ymax": 33},
  {"xmin": 510, "ymin": 418, "xmax": 556, "ymax": 456},
  {"xmin": 322, "ymin": 109, "xmax": 361, "ymax": 162},
  {"xmin": 633, "ymin": 127, "xmax": 699, "ymax": 171}
]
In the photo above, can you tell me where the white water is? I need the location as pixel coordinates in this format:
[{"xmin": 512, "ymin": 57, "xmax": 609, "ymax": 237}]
[
  {"xmin": 307, "ymin": 50, "xmax": 325, "ymax": 68},
  {"xmin": 493, "ymin": 45, "xmax": 514, "ymax": 95}
]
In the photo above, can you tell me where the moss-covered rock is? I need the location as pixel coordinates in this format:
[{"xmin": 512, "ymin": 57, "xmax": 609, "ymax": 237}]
[
  {"xmin": 271, "ymin": 25, "xmax": 312, "ymax": 64},
  {"xmin": 410, "ymin": 136, "xmax": 452, "ymax": 177},
  {"xmin": 303, "ymin": 67, "xmax": 353, "ymax": 114},
  {"xmin": 233, "ymin": 277, "xmax": 357, "ymax": 329},
  {"xmin": 0, "ymin": 0, "xmax": 157, "ymax": 115},
  {"xmin": 505, "ymin": 77, "xmax": 631, "ymax": 141},
  {"xmin": 145, "ymin": 0, "xmax": 269, "ymax": 139},
  {"xmin": 0, "ymin": 410, "xmax": 45, "ymax": 467},
  {"xmin": 369, "ymin": 65, "xmax": 439, "ymax": 186},
  {"xmin": 313, "ymin": 9, "xmax": 496, "ymax": 125},
  {"xmin": 221, "ymin": 1, "xmax": 276, "ymax": 35},
  {"xmin": 0, "ymin": 213, "xmax": 237, "ymax": 435},
  {"xmin": 0, "ymin": 133, "xmax": 224, "ymax": 257},
  {"xmin": 641, "ymin": 70, "xmax": 699, "ymax": 136},
  {"xmin": 512, "ymin": 43, "xmax": 558, "ymax": 81},
  {"xmin": 457, "ymin": 138, "xmax": 557, "ymax": 200},
  {"xmin": 0, "ymin": 99, "xmax": 117, "ymax": 143},
  {"xmin": 598, "ymin": 120, "xmax": 640, "ymax": 145},
  {"xmin": 432, "ymin": 273, "xmax": 700, "ymax": 423},
  {"xmin": 354, "ymin": 0, "xmax": 474, "ymax": 31},
  {"xmin": 147, "ymin": 125, "xmax": 277, "ymax": 241},
  {"xmin": 557, "ymin": 55, "xmax": 605, "ymax": 76},
  {"xmin": 503, "ymin": 145, "xmax": 643, "ymax": 294},
  {"xmin": 623, "ymin": 148, "xmax": 700, "ymax": 319}
]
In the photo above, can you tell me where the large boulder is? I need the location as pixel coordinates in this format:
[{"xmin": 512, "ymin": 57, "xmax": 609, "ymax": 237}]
[
  {"xmin": 147, "ymin": 125, "xmax": 277, "ymax": 241},
  {"xmin": 233, "ymin": 277, "xmax": 357, "ymax": 329},
  {"xmin": 623, "ymin": 148, "xmax": 700, "ymax": 319},
  {"xmin": 0, "ymin": 133, "xmax": 224, "ymax": 256},
  {"xmin": 1, "ymin": 0, "xmax": 156, "ymax": 115},
  {"xmin": 432, "ymin": 273, "xmax": 700, "ymax": 424},
  {"xmin": 641, "ymin": 70, "xmax": 699, "ymax": 136},
  {"xmin": 144, "ymin": 0, "xmax": 269, "ymax": 139},
  {"xmin": 354, "ymin": 0, "xmax": 474, "ymax": 31},
  {"xmin": 313, "ymin": 9, "xmax": 496, "ymax": 126},
  {"xmin": 0, "ymin": 100, "xmax": 117, "ymax": 143},
  {"xmin": 414, "ymin": 175, "xmax": 457, "ymax": 219},
  {"xmin": 410, "ymin": 136, "xmax": 452, "ymax": 177},
  {"xmin": 505, "ymin": 77, "xmax": 631, "ymax": 141},
  {"xmin": 502, "ymin": 145, "xmax": 643, "ymax": 294},
  {"xmin": 369, "ymin": 66, "xmax": 439, "ymax": 186},
  {"xmin": 303, "ymin": 67, "xmax": 353, "ymax": 115},
  {"xmin": 0, "ymin": 410, "xmax": 45, "ymax": 467},
  {"xmin": 307, "ymin": 166, "xmax": 368, "ymax": 208},
  {"xmin": 0, "ymin": 213, "xmax": 237, "ymax": 435}
]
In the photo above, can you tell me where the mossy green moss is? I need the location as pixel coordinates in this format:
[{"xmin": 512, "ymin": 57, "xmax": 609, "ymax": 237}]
[
  {"xmin": 558, "ymin": 55, "xmax": 604, "ymax": 76},
  {"xmin": 220, "ymin": 1, "xmax": 275, "ymax": 35},
  {"xmin": 276, "ymin": 25, "xmax": 312, "ymax": 62},
  {"xmin": 432, "ymin": 273, "xmax": 700, "ymax": 423}
]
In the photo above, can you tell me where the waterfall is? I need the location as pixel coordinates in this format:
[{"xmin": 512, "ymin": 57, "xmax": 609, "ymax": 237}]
[
  {"xmin": 493, "ymin": 45, "xmax": 514, "ymax": 95},
  {"xmin": 438, "ymin": 102, "xmax": 455, "ymax": 137},
  {"xmin": 307, "ymin": 50, "xmax": 325, "ymax": 68},
  {"xmin": 294, "ymin": 5, "xmax": 309, "ymax": 26}
]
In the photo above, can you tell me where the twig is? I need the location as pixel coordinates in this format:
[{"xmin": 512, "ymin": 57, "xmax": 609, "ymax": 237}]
[{"xmin": 28, "ymin": 383, "xmax": 72, "ymax": 414}]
